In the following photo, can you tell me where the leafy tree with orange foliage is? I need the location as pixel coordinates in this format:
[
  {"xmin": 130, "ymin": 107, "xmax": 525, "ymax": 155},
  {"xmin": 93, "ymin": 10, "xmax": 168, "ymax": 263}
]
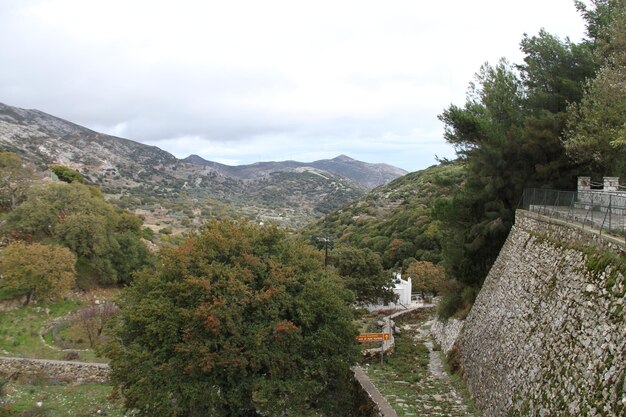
[
  {"xmin": 105, "ymin": 220, "xmax": 359, "ymax": 417},
  {"xmin": 0, "ymin": 242, "xmax": 76, "ymax": 304},
  {"xmin": 405, "ymin": 260, "xmax": 445, "ymax": 296}
]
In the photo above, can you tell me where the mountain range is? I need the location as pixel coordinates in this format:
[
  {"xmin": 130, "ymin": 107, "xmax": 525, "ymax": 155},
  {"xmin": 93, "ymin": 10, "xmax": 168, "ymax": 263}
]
[
  {"xmin": 182, "ymin": 153, "xmax": 405, "ymax": 190},
  {"xmin": 0, "ymin": 102, "xmax": 407, "ymax": 227}
]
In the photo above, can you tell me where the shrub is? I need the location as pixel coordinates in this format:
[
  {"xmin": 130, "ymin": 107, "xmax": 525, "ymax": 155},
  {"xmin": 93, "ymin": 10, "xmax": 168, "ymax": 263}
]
[
  {"xmin": 447, "ymin": 344, "xmax": 462, "ymax": 374},
  {"xmin": 158, "ymin": 226, "xmax": 173, "ymax": 235},
  {"xmin": 63, "ymin": 351, "xmax": 80, "ymax": 361},
  {"xmin": 437, "ymin": 291, "xmax": 463, "ymax": 320}
]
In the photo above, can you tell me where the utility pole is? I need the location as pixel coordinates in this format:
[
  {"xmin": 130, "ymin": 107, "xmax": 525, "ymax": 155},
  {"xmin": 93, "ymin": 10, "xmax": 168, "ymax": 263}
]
[{"xmin": 317, "ymin": 236, "xmax": 332, "ymax": 268}]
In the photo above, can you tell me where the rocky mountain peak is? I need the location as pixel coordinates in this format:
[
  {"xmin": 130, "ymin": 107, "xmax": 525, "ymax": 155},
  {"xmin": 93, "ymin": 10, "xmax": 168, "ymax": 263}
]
[{"xmin": 332, "ymin": 154, "xmax": 355, "ymax": 162}]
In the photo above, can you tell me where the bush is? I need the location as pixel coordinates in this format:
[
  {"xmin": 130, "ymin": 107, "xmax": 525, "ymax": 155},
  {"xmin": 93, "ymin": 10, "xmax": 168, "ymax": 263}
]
[
  {"xmin": 436, "ymin": 278, "xmax": 479, "ymax": 319},
  {"xmin": 447, "ymin": 344, "xmax": 462, "ymax": 374},
  {"xmin": 461, "ymin": 286, "xmax": 477, "ymax": 306},
  {"xmin": 158, "ymin": 226, "xmax": 173, "ymax": 235},
  {"xmin": 437, "ymin": 290, "xmax": 463, "ymax": 320},
  {"xmin": 63, "ymin": 351, "xmax": 80, "ymax": 361},
  {"xmin": 51, "ymin": 165, "xmax": 84, "ymax": 184},
  {"xmin": 142, "ymin": 227, "xmax": 155, "ymax": 242}
]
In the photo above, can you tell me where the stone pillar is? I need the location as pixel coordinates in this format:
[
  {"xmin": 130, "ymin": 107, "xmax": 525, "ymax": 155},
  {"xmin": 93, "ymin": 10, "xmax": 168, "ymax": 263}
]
[
  {"xmin": 603, "ymin": 177, "xmax": 619, "ymax": 192},
  {"xmin": 577, "ymin": 177, "xmax": 591, "ymax": 191}
]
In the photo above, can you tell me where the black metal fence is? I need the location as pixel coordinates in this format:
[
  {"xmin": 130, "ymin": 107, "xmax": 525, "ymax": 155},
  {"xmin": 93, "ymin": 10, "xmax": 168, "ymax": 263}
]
[{"xmin": 521, "ymin": 188, "xmax": 626, "ymax": 238}]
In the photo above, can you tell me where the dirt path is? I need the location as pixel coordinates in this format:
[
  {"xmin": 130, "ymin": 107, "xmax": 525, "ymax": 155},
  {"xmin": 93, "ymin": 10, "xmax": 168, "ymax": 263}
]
[{"xmin": 363, "ymin": 311, "xmax": 475, "ymax": 417}]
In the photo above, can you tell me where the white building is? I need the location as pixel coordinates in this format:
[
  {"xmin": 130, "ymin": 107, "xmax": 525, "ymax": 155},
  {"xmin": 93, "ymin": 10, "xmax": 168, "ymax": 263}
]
[
  {"xmin": 392, "ymin": 272, "xmax": 412, "ymax": 307},
  {"xmin": 366, "ymin": 272, "xmax": 412, "ymax": 311}
]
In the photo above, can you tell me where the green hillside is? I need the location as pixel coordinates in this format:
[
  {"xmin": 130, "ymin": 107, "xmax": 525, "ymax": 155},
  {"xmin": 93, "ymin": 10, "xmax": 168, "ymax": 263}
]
[{"xmin": 304, "ymin": 162, "xmax": 465, "ymax": 269}]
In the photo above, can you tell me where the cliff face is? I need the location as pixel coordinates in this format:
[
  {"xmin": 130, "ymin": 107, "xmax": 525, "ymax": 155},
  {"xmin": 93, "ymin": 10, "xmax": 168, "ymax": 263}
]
[{"xmin": 459, "ymin": 210, "xmax": 625, "ymax": 417}]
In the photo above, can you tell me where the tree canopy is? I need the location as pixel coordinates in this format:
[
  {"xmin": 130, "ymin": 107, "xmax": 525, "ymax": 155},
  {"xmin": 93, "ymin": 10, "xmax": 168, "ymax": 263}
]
[
  {"xmin": 564, "ymin": 1, "xmax": 626, "ymax": 177},
  {"xmin": 2, "ymin": 182, "xmax": 152, "ymax": 285},
  {"xmin": 0, "ymin": 242, "xmax": 76, "ymax": 304},
  {"xmin": 433, "ymin": 2, "xmax": 625, "ymax": 317},
  {"xmin": 328, "ymin": 244, "xmax": 396, "ymax": 304},
  {"xmin": 0, "ymin": 152, "xmax": 34, "ymax": 210},
  {"xmin": 105, "ymin": 220, "xmax": 359, "ymax": 417},
  {"xmin": 405, "ymin": 260, "xmax": 445, "ymax": 296}
]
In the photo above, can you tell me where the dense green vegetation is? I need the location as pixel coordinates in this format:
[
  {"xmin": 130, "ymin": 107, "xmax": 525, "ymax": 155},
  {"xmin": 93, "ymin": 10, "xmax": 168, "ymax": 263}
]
[
  {"xmin": 1, "ymin": 166, "xmax": 154, "ymax": 290},
  {"xmin": 306, "ymin": 162, "xmax": 465, "ymax": 270},
  {"xmin": 434, "ymin": 0, "xmax": 625, "ymax": 317},
  {"xmin": 105, "ymin": 220, "xmax": 361, "ymax": 417}
]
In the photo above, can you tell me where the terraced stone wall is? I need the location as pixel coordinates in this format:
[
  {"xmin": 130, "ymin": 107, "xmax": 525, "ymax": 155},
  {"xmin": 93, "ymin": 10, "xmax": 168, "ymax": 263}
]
[
  {"xmin": 459, "ymin": 210, "xmax": 625, "ymax": 417},
  {"xmin": 0, "ymin": 357, "xmax": 109, "ymax": 384}
]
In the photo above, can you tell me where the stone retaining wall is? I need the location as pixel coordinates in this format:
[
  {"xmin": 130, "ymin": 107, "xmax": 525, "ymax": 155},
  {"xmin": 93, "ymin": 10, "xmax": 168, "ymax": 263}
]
[
  {"xmin": 431, "ymin": 318, "xmax": 463, "ymax": 356},
  {"xmin": 0, "ymin": 357, "xmax": 110, "ymax": 384},
  {"xmin": 459, "ymin": 210, "xmax": 625, "ymax": 417}
]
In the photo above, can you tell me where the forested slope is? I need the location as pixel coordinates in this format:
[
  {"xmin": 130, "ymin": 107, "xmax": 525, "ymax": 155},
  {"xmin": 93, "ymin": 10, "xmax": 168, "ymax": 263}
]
[{"xmin": 305, "ymin": 162, "xmax": 465, "ymax": 270}]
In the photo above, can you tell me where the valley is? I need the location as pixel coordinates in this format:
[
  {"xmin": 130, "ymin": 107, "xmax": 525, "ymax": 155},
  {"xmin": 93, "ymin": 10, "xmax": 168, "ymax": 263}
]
[
  {"xmin": 0, "ymin": 102, "xmax": 405, "ymax": 229},
  {"xmin": 1, "ymin": 2, "xmax": 625, "ymax": 414}
]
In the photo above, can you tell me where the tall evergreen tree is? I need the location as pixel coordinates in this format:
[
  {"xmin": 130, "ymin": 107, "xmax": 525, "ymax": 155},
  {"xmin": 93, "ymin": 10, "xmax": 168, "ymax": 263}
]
[
  {"xmin": 437, "ymin": 60, "xmax": 525, "ymax": 287},
  {"xmin": 435, "ymin": 24, "xmax": 598, "ymax": 305},
  {"xmin": 564, "ymin": 1, "xmax": 626, "ymax": 177}
]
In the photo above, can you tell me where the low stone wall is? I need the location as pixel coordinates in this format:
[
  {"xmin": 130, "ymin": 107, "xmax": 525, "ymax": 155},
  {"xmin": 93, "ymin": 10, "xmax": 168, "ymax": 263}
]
[
  {"xmin": 363, "ymin": 317, "xmax": 395, "ymax": 357},
  {"xmin": 459, "ymin": 210, "xmax": 625, "ymax": 417},
  {"xmin": 0, "ymin": 357, "xmax": 110, "ymax": 384},
  {"xmin": 0, "ymin": 295, "xmax": 27, "ymax": 312},
  {"xmin": 431, "ymin": 318, "xmax": 463, "ymax": 356},
  {"xmin": 363, "ymin": 305, "xmax": 433, "ymax": 357},
  {"xmin": 352, "ymin": 366, "xmax": 397, "ymax": 417}
]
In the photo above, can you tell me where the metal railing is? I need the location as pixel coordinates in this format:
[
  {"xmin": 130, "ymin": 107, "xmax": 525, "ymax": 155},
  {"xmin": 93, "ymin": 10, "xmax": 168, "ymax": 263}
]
[{"xmin": 521, "ymin": 188, "xmax": 626, "ymax": 239}]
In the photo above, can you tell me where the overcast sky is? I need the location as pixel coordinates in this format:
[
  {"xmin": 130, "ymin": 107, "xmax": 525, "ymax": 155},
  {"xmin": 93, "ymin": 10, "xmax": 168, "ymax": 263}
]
[{"xmin": 0, "ymin": 0, "xmax": 587, "ymax": 172}]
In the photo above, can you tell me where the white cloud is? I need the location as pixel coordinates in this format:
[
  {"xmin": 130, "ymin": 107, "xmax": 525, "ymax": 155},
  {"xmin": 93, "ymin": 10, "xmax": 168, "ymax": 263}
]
[{"xmin": 0, "ymin": 0, "xmax": 586, "ymax": 171}]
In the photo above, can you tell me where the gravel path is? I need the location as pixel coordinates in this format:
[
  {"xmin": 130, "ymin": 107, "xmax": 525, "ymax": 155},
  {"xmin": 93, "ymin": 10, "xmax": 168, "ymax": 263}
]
[
  {"xmin": 364, "ymin": 312, "xmax": 475, "ymax": 417},
  {"xmin": 414, "ymin": 320, "xmax": 473, "ymax": 416}
]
